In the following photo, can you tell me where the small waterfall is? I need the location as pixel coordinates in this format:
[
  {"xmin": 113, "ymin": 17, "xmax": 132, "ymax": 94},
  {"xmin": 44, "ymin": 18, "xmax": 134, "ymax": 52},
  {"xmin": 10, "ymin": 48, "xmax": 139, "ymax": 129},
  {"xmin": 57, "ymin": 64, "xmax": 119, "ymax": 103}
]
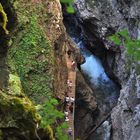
[
  {"xmin": 77, "ymin": 40, "xmax": 110, "ymax": 86},
  {"xmin": 73, "ymin": 37, "xmax": 119, "ymax": 111}
]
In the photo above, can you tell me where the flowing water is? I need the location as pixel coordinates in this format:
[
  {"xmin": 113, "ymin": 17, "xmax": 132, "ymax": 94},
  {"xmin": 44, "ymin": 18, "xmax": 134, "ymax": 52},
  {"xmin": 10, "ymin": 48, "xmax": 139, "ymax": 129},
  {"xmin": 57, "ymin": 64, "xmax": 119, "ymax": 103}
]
[
  {"xmin": 75, "ymin": 38, "xmax": 119, "ymax": 111},
  {"xmin": 71, "ymin": 36, "xmax": 119, "ymax": 140},
  {"xmin": 64, "ymin": 20, "xmax": 120, "ymax": 140}
]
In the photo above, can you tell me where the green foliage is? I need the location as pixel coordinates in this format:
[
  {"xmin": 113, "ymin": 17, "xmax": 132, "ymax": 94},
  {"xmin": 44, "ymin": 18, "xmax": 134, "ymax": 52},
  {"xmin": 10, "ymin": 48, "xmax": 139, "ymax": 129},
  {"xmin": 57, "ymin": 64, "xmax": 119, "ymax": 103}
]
[
  {"xmin": 66, "ymin": 5, "xmax": 75, "ymax": 14},
  {"xmin": 39, "ymin": 98, "xmax": 64, "ymax": 126},
  {"xmin": 37, "ymin": 97, "xmax": 69, "ymax": 140},
  {"xmin": 60, "ymin": 0, "xmax": 75, "ymax": 14},
  {"xmin": 108, "ymin": 34, "xmax": 121, "ymax": 45},
  {"xmin": 56, "ymin": 122, "xmax": 69, "ymax": 140},
  {"xmin": 108, "ymin": 29, "xmax": 140, "ymax": 61},
  {"xmin": 8, "ymin": 2, "xmax": 69, "ymax": 139},
  {"xmin": 9, "ymin": 74, "xmax": 23, "ymax": 96},
  {"xmin": 9, "ymin": 14, "xmax": 53, "ymax": 103},
  {"xmin": 0, "ymin": 90, "xmax": 40, "ymax": 130}
]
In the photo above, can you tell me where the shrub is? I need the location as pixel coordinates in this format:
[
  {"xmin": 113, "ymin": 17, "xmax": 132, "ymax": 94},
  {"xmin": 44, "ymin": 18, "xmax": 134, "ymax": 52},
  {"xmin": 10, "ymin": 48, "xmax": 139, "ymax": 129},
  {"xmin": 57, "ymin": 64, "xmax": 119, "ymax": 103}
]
[
  {"xmin": 60, "ymin": 0, "xmax": 75, "ymax": 13},
  {"xmin": 109, "ymin": 29, "xmax": 140, "ymax": 61}
]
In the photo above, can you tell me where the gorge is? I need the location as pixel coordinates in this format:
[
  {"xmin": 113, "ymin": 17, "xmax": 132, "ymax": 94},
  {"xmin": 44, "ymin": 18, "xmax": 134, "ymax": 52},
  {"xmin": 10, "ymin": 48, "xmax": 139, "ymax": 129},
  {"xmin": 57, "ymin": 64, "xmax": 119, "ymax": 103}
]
[
  {"xmin": 0, "ymin": 0, "xmax": 140, "ymax": 140},
  {"xmin": 63, "ymin": 16, "xmax": 120, "ymax": 139}
]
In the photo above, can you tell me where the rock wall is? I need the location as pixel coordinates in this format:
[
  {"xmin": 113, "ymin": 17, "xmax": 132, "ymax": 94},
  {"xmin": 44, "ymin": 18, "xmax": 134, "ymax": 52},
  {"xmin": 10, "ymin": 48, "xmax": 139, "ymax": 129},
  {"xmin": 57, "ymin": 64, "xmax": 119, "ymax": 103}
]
[
  {"xmin": 74, "ymin": 0, "xmax": 140, "ymax": 140},
  {"xmin": 0, "ymin": 1, "xmax": 40, "ymax": 139},
  {"xmin": 75, "ymin": 71, "xmax": 97, "ymax": 139},
  {"xmin": 0, "ymin": 0, "xmax": 69, "ymax": 139}
]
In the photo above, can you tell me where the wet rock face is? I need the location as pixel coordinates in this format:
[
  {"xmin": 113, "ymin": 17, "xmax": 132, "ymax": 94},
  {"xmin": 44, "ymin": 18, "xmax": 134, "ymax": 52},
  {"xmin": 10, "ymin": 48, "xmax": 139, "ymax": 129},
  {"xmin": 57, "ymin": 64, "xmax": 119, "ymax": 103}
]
[
  {"xmin": 75, "ymin": 71, "xmax": 97, "ymax": 139},
  {"xmin": 74, "ymin": 0, "xmax": 140, "ymax": 140}
]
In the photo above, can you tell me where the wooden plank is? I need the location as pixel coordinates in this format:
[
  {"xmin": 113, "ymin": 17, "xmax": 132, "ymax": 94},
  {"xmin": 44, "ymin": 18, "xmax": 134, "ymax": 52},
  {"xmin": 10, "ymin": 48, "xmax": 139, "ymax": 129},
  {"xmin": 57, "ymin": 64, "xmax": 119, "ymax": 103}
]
[{"xmin": 65, "ymin": 53, "xmax": 76, "ymax": 140}]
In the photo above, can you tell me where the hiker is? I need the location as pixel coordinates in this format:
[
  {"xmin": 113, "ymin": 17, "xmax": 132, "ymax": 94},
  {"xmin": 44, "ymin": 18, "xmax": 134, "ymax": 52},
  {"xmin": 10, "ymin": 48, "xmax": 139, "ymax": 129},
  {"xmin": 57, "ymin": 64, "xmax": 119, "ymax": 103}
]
[
  {"xmin": 64, "ymin": 111, "xmax": 69, "ymax": 116},
  {"xmin": 71, "ymin": 60, "xmax": 76, "ymax": 70},
  {"xmin": 70, "ymin": 97, "xmax": 75, "ymax": 103},
  {"xmin": 69, "ymin": 102, "xmax": 73, "ymax": 113},
  {"xmin": 67, "ymin": 79, "xmax": 70, "ymax": 85},
  {"xmin": 68, "ymin": 127, "xmax": 72, "ymax": 136},
  {"xmin": 68, "ymin": 81, "xmax": 72, "ymax": 92},
  {"xmin": 69, "ymin": 81, "xmax": 72, "ymax": 87},
  {"xmin": 66, "ymin": 103, "xmax": 70, "ymax": 111},
  {"xmin": 65, "ymin": 96, "xmax": 70, "ymax": 102},
  {"xmin": 65, "ymin": 116, "xmax": 69, "ymax": 122}
]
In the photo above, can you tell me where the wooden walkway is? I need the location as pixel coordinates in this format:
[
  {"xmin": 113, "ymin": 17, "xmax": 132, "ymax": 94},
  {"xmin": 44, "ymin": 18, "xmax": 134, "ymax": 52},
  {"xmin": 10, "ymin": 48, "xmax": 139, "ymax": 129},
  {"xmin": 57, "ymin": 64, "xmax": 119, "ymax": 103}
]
[{"xmin": 65, "ymin": 53, "xmax": 76, "ymax": 140}]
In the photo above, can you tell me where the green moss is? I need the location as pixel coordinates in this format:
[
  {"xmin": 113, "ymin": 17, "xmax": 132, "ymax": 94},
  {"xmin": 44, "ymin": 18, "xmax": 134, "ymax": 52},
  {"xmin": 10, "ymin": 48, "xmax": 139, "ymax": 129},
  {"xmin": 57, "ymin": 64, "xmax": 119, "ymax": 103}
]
[
  {"xmin": 45, "ymin": 125, "xmax": 55, "ymax": 140},
  {"xmin": 9, "ymin": 74, "xmax": 23, "ymax": 96},
  {"xmin": 0, "ymin": 90, "xmax": 39, "ymax": 120},
  {"xmin": 9, "ymin": 14, "xmax": 53, "ymax": 104},
  {"xmin": 0, "ymin": 3, "xmax": 9, "ymax": 34},
  {"xmin": 6, "ymin": 1, "xmax": 67, "ymax": 139},
  {"xmin": 0, "ymin": 90, "xmax": 40, "ymax": 138}
]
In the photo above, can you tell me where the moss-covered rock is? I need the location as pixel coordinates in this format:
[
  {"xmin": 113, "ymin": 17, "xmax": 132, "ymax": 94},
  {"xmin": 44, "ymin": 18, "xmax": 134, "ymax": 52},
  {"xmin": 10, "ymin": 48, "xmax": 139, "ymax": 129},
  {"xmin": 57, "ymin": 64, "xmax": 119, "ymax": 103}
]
[
  {"xmin": 0, "ymin": 90, "xmax": 40, "ymax": 140},
  {"xmin": 8, "ymin": 14, "xmax": 53, "ymax": 104},
  {"xmin": 0, "ymin": 3, "xmax": 9, "ymax": 34},
  {"xmin": 0, "ymin": 1, "xmax": 52, "ymax": 139},
  {"xmin": 0, "ymin": 0, "xmax": 69, "ymax": 139},
  {"xmin": 9, "ymin": 74, "xmax": 23, "ymax": 96}
]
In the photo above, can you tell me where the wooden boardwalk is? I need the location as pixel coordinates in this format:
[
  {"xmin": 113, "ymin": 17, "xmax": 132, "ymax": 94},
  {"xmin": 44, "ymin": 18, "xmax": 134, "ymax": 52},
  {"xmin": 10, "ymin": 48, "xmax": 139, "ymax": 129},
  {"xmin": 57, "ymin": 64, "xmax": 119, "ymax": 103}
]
[{"xmin": 65, "ymin": 53, "xmax": 76, "ymax": 140}]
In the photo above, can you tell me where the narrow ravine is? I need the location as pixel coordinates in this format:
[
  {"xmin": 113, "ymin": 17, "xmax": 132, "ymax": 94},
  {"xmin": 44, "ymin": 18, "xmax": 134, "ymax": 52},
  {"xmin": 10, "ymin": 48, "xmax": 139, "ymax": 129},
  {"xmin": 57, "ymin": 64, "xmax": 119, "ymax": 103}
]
[
  {"xmin": 63, "ymin": 14, "xmax": 120, "ymax": 140},
  {"xmin": 75, "ymin": 37, "xmax": 120, "ymax": 115}
]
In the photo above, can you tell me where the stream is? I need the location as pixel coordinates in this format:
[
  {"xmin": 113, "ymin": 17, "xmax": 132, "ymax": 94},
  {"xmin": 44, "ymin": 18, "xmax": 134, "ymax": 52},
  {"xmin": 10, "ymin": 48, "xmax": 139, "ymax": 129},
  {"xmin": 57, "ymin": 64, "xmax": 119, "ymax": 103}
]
[
  {"xmin": 72, "ymin": 35, "xmax": 120, "ymax": 140},
  {"xmin": 74, "ymin": 37, "xmax": 119, "ymax": 113},
  {"xmin": 64, "ymin": 16, "xmax": 120, "ymax": 140}
]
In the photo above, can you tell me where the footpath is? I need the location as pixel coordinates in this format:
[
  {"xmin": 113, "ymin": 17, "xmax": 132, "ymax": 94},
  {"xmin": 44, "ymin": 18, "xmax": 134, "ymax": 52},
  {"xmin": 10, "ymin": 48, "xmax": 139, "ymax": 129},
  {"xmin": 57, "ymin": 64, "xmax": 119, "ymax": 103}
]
[{"xmin": 65, "ymin": 53, "xmax": 76, "ymax": 140}]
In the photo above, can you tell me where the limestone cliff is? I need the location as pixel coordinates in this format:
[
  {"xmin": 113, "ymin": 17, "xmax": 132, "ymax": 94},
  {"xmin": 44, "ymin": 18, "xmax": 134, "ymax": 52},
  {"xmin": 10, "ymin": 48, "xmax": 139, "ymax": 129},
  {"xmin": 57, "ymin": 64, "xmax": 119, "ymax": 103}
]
[{"xmin": 74, "ymin": 0, "xmax": 140, "ymax": 140}]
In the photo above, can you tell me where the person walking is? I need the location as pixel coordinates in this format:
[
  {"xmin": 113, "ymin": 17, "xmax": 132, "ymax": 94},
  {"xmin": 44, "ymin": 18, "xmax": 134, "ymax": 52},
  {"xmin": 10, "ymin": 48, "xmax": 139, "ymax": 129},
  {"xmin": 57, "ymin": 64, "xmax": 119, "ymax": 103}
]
[
  {"xmin": 65, "ymin": 116, "xmax": 69, "ymax": 122},
  {"xmin": 69, "ymin": 102, "xmax": 73, "ymax": 113},
  {"xmin": 71, "ymin": 60, "xmax": 76, "ymax": 71},
  {"xmin": 70, "ymin": 97, "xmax": 75, "ymax": 103},
  {"xmin": 68, "ymin": 127, "xmax": 72, "ymax": 136},
  {"xmin": 64, "ymin": 111, "xmax": 69, "ymax": 116},
  {"xmin": 65, "ymin": 96, "xmax": 70, "ymax": 102}
]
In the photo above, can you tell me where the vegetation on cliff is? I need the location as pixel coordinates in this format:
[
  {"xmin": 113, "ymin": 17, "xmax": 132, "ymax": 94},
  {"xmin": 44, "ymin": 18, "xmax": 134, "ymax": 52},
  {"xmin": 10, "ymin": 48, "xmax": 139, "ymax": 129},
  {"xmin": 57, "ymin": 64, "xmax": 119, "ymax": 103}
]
[
  {"xmin": 60, "ymin": 0, "xmax": 74, "ymax": 13},
  {"xmin": 0, "ymin": 78, "xmax": 40, "ymax": 140},
  {"xmin": 109, "ymin": 29, "xmax": 140, "ymax": 61},
  {"xmin": 0, "ymin": 0, "xmax": 69, "ymax": 139}
]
